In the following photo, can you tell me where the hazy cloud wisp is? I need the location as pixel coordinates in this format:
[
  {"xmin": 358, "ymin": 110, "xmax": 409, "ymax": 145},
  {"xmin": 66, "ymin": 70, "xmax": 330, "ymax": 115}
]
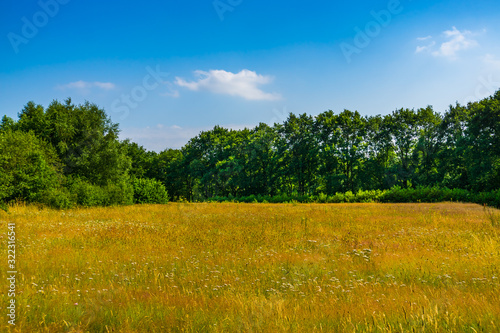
[
  {"xmin": 416, "ymin": 27, "xmax": 478, "ymax": 59},
  {"xmin": 175, "ymin": 69, "xmax": 281, "ymax": 101},
  {"xmin": 57, "ymin": 80, "xmax": 116, "ymax": 93},
  {"xmin": 483, "ymin": 54, "xmax": 500, "ymax": 70}
]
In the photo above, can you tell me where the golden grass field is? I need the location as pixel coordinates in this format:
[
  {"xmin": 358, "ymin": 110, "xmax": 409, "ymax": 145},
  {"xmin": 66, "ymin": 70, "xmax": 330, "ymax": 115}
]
[{"xmin": 1, "ymin": 202, "xmax": 500, "ymax": 332}]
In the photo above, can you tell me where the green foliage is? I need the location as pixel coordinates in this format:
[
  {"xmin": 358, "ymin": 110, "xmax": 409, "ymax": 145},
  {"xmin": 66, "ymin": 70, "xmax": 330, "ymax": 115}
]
[
  {"xmin": 132, "ymin": 178, "xmax": 169, "ymax": 204},
  {"xmin": 104, "ymin": 178, "xmax": 134, "ymax": 206},
  {"xmin": 68, "ymin": 178, "xmax": 106, "ymax": 207},
  {"xmin": 18, "ymin": 99, "xmax": 131, "ymax": 186},
  {"xmin": 2, "ymin": 90, "xmax": 500, "ymax": 208},
  {"xmin": 0, "ymin": 115, "xmax": 16, "ymax": 132},
  {"xmin": 122, "ymin": 140, "xmax": 156, "ymax": 179},
  {"xmin": 148, "ymin": 148, "xmax": 185, "ymax": 200},
  {"xmin": 190, "ymin": 187, "xmax": 500, "ymax": 208},
  {"xmin": 40, "ymin": 186, "xmax": 73, "ymax": 209},
  {"xmin": 277, "ymin": 113, "xmax": 319, "ymax": 195},
  {"xmin": 0, "ymin": 130, "xmax": 64, "ymax": 205},
  {"xmin": 69, "ymin": 177, "xmax": 133, "ymax": 207},
  {"xmin": 464, "ymin": 91, "xmax": 500, "ymax": 191}
]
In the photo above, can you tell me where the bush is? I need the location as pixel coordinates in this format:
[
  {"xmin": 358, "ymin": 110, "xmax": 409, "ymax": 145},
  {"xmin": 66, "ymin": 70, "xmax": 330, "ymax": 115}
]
[
  {"xmin": 104, "ymin": 178, "xmax": 134, "ymax": 206},
  {"xmin": 132, "ymin": 178, "xmax": 169, "ymax": 204},
  {"xmin": 317, "ymin": 193, "xmax": 328, "ymax": 203},
  {"xmin": 328, "ymin": 193, "xmax": 345, "ymax": 203},
  {"xmin": 356, "ymin": 189, "xmax": 381, "ymax": 203},
  {"xmin": 39, "ymin": 187, "xmax": 73, "ymax": 209},
  {"xmin": 69, "ymin": 178, "xmax": 106, "ymax": 207},
  {"xmin": 195, "ymin": 187, "xmax": 500, "ymax": 208}
]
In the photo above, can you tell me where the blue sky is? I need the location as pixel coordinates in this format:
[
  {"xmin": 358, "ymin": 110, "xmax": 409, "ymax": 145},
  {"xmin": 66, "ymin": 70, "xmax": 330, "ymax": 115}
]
[{"xmin": 1, "ymin": 0, "xmax": 500, "ymax": 151}]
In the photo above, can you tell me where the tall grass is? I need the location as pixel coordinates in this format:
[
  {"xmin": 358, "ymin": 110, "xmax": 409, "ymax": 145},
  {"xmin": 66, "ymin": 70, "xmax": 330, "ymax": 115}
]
[
  {"xmin": 1, "ymin": 203, "xmax": 499, "ymax": 332},
  {"xmin": 484, "ymin": 205, "xmax": 500, "ymax": 228}
]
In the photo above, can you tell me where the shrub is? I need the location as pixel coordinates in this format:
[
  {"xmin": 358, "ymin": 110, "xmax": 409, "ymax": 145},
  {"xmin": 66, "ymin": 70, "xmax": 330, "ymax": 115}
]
[
  {"xmin": 344, "ymin": 191, "xmax": 355, "ymax": 203},
  {"xmin": 104, "ymin": 178, "xmax": 134, "ymax": 206},
  {"xmin": 317, "ymin": 193, "xmax": 328, "ymax": 203},
  {"xmin": 193, "ymin": 187, "xmax": 500, "ymax": 208},
  {"xmin": 132, "ymin": 178, "xmax": 169, "ymax": 204},
  {"xmin": 39, "ymin": 187, "xmax": 73, "ymax": 209},
  {"xmin": 328, "ymin": 193, "xmax": 345, "ymax": 203},
  {"xmin": 356, "ymin": 189, "xmax": 381, "ymax": 203},
  {"xmin": 69, "ymin": 178, "xmax": 106, "ymax": 207}
]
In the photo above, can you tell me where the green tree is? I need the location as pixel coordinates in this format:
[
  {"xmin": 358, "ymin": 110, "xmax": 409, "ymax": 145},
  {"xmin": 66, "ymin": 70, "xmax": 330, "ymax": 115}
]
[
  {"xmin": 362, "ymin": 114, "xmax": 395, "ymax": 190},
  {"xmin": 316, "ymin": 110, "xmax": 342, "ymax": 194},
  {"xmin": 182, "ymin": 126, "xmax": 230, "ymax": 199},
  {"xmin": 17, "ymin": 101, "xmax": 46, "ymax": 135},
  {"xmin": 242, "ymin": 123, "xmax": 277, "ymax": 196},
  {"xmin": 412, "ymin": 106, "xmax": 442, "ymax": 186},
  {"xmin": 316, "ymin": 110, "xmax": 369, "ymax": 193},
  {"xmin": 0, "ymin": 130, "xmax": 64, "ymax": 204},
  {"xmin": 438, "ymin": 103, "xmax": 470, "ymax": 188},
  {"xmin": 149, "ymin": 148, "xmax": 185, "ymax": 200},
  {"xmin": 0, "ymin": 116, "xmax": 16, "ymax": 132},
  {"xmin": 17, "ymin": 99, "xmax": 131, "ymax": 186},
  {"xmin": 465, "ymin": 90, "xmax": 500, "ymax": 191},
  {"xmin": 331, "ymin": 110, "xmax": 368, "ymax": 192},
  {"xmin": 384, "ymin": 108, "xmax": 420, "ymax": 188},
  {"xmin": 277, "ymin": 113, "xmax": 319, "ymax": 196},
  {"xmin": 122, "ymin": 140, "xmax": 156, "ymax": 179}
]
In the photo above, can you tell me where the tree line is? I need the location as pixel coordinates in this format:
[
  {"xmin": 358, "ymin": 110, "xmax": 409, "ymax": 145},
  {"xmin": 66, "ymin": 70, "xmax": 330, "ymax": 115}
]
[{"xmin": 1, "ymin": 90, "xmax": 499, "ymax": 209}]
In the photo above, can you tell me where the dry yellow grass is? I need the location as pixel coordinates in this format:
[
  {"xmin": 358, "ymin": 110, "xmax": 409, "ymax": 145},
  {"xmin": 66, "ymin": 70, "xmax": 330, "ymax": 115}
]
[{"xmin": 1, "ymin": 203, "xmax": 499, "ymax": 332}]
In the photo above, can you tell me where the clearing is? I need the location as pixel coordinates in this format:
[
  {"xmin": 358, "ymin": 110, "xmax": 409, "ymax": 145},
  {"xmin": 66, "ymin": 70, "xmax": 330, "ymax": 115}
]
[{"xmin": 1, "ymin": 203, "xmax": 499, "ymax": 332}]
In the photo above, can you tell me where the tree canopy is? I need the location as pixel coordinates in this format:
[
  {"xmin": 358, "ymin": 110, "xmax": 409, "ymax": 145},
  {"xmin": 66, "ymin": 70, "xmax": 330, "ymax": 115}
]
[{"xmin": 1, "ymin": 91, "xmax": 500, "ymax": 208}]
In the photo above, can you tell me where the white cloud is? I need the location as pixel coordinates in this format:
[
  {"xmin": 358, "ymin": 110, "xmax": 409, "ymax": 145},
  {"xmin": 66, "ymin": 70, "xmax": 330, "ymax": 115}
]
[
  {"xmin": 175, "ymin": 69, "xmax": 281, "ymax": 101},
  {"xmin": 416, "ymin": 41, "xmax": 435, "ymax": 53},
  {"xmin": 415, "ymin": 27, "xmax": 479, "ymax": 59},
  {"xmin": 63, "ymin": 81, "xmax": 92, "ymax": 89},
  {"xmin": 432, "ymin": 27, "xmax": 478, "ymax": 58},
  {"xmin": 93, "ymin": 82, "xmax": 116, "ymax": 90},
  {"xmin": 417, "ymin": 35, "xmax": 432, "ymax": 41},
  {"xmin": 57, "ymin": 80, "xmax": 116, "ymax": 93}
]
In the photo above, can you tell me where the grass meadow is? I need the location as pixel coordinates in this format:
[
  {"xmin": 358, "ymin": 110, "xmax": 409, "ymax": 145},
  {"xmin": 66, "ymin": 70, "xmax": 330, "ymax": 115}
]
[{"xmin": 1, "ymin": 203, "xmax": 500, "ymax": 332}]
